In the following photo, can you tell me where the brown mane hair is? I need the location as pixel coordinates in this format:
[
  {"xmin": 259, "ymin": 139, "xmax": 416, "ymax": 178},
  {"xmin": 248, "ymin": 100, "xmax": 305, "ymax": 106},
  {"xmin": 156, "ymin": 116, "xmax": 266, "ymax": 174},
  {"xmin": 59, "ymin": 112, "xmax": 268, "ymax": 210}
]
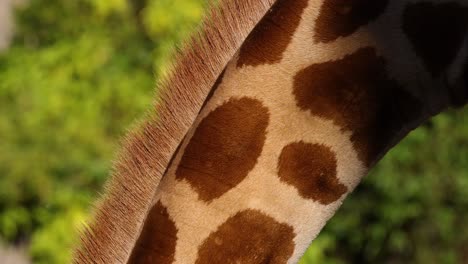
[{"xmin": 72, "ymin": 0, "xmax": 277, "ymax": 263}]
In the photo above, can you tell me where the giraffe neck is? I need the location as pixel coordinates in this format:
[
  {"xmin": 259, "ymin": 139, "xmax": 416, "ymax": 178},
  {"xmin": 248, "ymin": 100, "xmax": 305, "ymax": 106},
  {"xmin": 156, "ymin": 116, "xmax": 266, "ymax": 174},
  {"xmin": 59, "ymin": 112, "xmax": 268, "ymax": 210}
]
[{"xmin": 128, "ymin": 0, "xmax": 468, "ymax": 263}]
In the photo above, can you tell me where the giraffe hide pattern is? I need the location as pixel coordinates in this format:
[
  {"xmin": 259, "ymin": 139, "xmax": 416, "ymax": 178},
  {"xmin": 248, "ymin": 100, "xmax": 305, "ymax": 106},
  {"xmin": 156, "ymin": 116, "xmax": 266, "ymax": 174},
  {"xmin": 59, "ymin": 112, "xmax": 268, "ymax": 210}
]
[{"xmin": 72, "ymin": 0, "xmax": 277, "ymax": 263}]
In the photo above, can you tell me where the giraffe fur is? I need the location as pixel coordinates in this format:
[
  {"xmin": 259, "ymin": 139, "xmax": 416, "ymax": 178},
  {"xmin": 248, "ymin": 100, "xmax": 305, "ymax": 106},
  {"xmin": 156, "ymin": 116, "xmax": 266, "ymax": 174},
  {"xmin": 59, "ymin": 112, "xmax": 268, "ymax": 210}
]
[{"xmin": 75, "ymin": 0, "xmax": 468, "ymax": 263}]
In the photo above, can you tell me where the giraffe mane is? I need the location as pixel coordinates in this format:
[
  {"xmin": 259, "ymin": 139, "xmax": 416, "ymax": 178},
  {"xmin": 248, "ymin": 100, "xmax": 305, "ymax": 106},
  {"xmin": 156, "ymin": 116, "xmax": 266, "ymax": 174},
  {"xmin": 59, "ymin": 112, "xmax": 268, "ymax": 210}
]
[{"xmin": 72, "ymin": 0, "xmax": 277, "ymax": 263}]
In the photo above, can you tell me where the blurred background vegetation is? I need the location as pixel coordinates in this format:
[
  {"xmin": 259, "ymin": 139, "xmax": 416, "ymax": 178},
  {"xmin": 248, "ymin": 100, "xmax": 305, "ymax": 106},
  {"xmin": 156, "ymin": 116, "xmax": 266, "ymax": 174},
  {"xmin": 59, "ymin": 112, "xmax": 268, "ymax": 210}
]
[{"xmin": 0, "ymin": 0, "xmax": 467, "ymax": 263}]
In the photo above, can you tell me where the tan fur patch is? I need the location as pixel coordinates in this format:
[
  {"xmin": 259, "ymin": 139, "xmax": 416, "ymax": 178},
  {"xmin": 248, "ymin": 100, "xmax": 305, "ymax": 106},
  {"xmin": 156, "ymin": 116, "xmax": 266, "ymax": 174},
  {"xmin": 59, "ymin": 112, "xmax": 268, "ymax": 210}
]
[
  {"xmin": 237, "ymin": 0, "xmax": 308, "ymax": 67},
  {"xmin": 277, "ymin": 141, "xmax": 347, "ymax": 205},
  {"xmin": 195, "ymin": 210, "xmax": 295, "ymax": 264},
  {"xmin": 127, "ymin": 202, "xmax": 177, "ymax": 264},
  {"xmin": 314, "ymin": 0, "xmax": 388, "ymax": 43},
  {"xmin": 293, "ymin": 47, "xmax": 422, "ymax": 165},
  {"xmin": 176, "ymin": 97, "xmax": 269, "ymax": 202},
  {"xmin": 403, "ymin": 2, "xmax": 468, "ymax": 76}
]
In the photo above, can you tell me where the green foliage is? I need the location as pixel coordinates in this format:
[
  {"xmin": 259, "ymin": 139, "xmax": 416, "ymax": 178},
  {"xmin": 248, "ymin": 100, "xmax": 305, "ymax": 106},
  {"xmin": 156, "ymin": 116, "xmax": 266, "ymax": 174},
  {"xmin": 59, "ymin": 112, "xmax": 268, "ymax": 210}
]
[
  {"xmin": 0, "ymin": 0, "xmax": 204, "ymax": 263},
  {"xmin": 142, "ymin": 0, "xmax": 206, "ymax": 75},
  {"xmin": 28, "ymin": 189, "xmax": 88, "ymax": 264},
  {"xmin": 1, "ymin": 0, "xmax": 467, "ymax": 263}
]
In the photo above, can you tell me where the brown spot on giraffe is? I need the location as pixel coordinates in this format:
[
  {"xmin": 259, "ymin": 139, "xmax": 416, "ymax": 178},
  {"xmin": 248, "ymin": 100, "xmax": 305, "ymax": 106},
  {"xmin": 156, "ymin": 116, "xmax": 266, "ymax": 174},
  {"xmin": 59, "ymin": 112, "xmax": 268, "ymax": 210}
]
[
  {"xmin": 403, "ymin": 2, "xmax": 468, "ymax": 76},
  {"xmin": 176, "ymin": 97, "xmax": 269, "ymax": 202},
  {"xmin": 314, "ymin": 0, "xmax": 388, "ymax": 43},
  {"xmin": 237, "ymin": 0, "xmax": 308, "ymax": 67},
  {"xmin": 196, "ymin": 210, "xmax": 295, "ymax": 264},
  {"xmin": 127, "ymin": 202, "xmax": 177, "ymax": 264},
  {"xmin": 293, "ymin": 47, "xmax": 422, "ymax": 166},
  {"xmin": 277, "ymin": 141, "xmax": 347, "ymax": 204}
]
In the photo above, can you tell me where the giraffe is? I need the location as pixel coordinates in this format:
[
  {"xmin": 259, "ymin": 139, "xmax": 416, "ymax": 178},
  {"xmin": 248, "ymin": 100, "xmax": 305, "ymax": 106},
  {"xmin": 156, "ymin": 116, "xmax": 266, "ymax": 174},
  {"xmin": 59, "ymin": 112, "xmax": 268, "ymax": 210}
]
[{"xmin": 73, "ymin": 0, "xmax": 468, "ymax": 263}]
